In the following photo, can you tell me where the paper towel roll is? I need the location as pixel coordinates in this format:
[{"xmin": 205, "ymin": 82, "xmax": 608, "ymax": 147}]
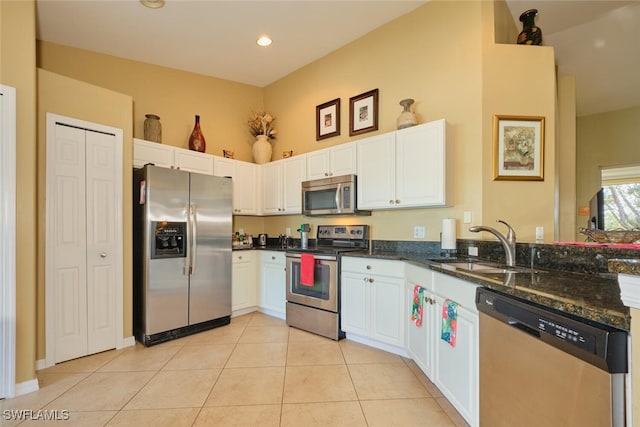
[{"xmin": 441, "ymin": 218, "xmax": 457, "ymax": 250}]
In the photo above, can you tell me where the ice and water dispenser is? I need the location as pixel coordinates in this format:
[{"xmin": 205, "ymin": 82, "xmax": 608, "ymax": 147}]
[{"xmin": 151, "ymin": 221, "xmax": 186, "ymax": 259}]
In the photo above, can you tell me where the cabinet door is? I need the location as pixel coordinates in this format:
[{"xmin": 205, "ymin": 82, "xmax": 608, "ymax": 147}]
[
  {"xmin": 357, "ymin": 133, "xmax": 396, "ymax": 209},
  {"xmin": 433, "ymin": 295, "xmax": 478, "ymax": 426},
  {"xmin": 260, "ymin": 251, "xmax": 286, "ymax": 316},
  {"xmin": 340, "ymin": 272, "xmax": 368, "ymax": 336},
  {"xmin": 306, "ymin": 148, "xmax": 331, "ymax": 180},
  {"xmin": 370, "ymin": 275, "xmax": 405, "ymax": 347},
  {"xmin": 133, "ymin": 138, "xmax": 174, "ymax": 169},
  {"xmin": 282, "ymin": 155, "xmax": 306, "ymax": 213},
  {"xmin": 233, "ymin": 161, "xmax": 258, "ymax": 215},
  {"xmin": 174, "ymin": 148, "xmax": 214, "ymax": 175},
  {"xmin": 213, "ymin": 156, "xmax": 235, "ymax": 179},
  {"xmin": 329, "ymin": 142, "xmax": 357, "ymax": 177},
  {"xmin": 232, "ymin": 252, "xmax": 256, "ymax": 311},
  {"xmin": 396, "ymin": 120, "xmax": 448, "ymax": 207},
  {"xmin": 261, "ymin": 161, "xmax": 283, "ymax": 214},
  {"xmin": 406, "ymin": 271, "xmax": 433, "ymax": 378}
]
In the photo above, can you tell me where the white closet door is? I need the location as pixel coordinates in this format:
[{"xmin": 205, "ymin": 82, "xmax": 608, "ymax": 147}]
[
  {"xmin": 51, "ymin": 123, "xmax": 118, "ymax": 363},
  {"xmin": 85, "ymin": 131, "xmax": 117, "ymax": 354},
  {"xmin": 52, "ymin": 125, "xmax": 89, "ymax": 363}
]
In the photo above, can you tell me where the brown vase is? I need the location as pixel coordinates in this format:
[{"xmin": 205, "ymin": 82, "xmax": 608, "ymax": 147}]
[{"xmin": 188, "ymin": 115, "xmax": 206, "ymax": 152}]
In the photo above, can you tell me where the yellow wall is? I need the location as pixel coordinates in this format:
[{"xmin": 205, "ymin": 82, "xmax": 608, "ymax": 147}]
[
  {"xmin": 576, "ymin": 106, "xmax": 640, "ymax": 233},
  {"xmin": 557, "ymin": 76, "xmax": 577, "ymax": 242},
  {"xmin": 481, "ymin": 2, "xmax": 557, "ymax": 242},
  {"xmin": 1, "ymin": 0, "xmax": 38, "ymax": 385},
  {"xmin": 37, "ymin": 41, "xmax": 264, "ymax": 162},
  {"xmin": 36, "ymin": 69, "xmax": 133, "ymax": 360}
]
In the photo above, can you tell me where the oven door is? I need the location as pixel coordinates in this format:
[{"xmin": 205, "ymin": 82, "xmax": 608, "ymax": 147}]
[{"xmin": 286, "ymin": 253, "xmax": 337, "ymax": 312}]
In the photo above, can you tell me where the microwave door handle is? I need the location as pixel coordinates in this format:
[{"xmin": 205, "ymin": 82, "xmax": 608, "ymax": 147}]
[{"xmin": 335, "ymin": 183, "xmax": 342, "ymax": 213}]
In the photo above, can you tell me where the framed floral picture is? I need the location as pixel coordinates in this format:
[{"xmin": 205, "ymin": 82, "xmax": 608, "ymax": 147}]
[
  {"xmin": 349, "ymin": 89, "xmax": 379, "ymax": 136},
  {"xmin": 316, "ymin": 98, "xmax": 340, "ymax": 141},
  {"xmin": 493, "ymin": 115, "xmax": 545, "ymax": 181}
]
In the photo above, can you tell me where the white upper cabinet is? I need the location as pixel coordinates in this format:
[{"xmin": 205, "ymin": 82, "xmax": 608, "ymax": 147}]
[
  {"xmin": 357, "ymin": 120, "xmax": 451, "ymax": 210},
  {"xmin": 133, "ymin": 138, "xmax": 213, "ymax": 175},
  {"xmin": 306, "ymin": 142, "xmax": 357, "ymax": 180},
  {"xmin": 262, "ymin": 155, "xmax": 307, "ymax": 215},
  {"xmin": 173, "ymin": 149, "xmax": 214, "ymax": 175},
  {"xmin": 133, "ymin": 138, "xmax": 174, "ymax": 169},
  {"xmin": 213, "ymin": 156, "xmax": 259, "ymax": 215}
]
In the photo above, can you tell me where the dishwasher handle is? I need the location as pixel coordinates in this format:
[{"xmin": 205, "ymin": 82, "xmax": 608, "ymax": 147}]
[{"xmin": 507, "ymin": 318, "xmax": 541, "ymax": 338}]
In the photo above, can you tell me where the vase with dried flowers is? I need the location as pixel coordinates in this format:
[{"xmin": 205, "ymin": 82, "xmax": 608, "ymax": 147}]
[{"xmin": 248, "ymin": 111, "xmax": 276, "ymax": 164}]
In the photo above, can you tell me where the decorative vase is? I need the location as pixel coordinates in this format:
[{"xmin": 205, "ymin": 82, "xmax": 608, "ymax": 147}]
[
  {"xmin": 188, "ymin": 115, "xmax": 206, "ymax": 152},
  {"xmin": 252, "ymin": 135, "xmax": 272, "ymax": 164},
  {"xmin": 144, "ymin": 114, "xmax": 162, "ymax": 143},
  {"xmin": 517, "ymin": 9, "xmax": 542, "ymax": 45},
  {"xmin": 397, "ymin": 98, "xmax": 418, "ymax": 130}
]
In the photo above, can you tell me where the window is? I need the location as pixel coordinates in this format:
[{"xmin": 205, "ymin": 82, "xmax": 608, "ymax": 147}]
[{"xmin": 601, "ymin": 165, "xmax": 640, "ymax": 230}]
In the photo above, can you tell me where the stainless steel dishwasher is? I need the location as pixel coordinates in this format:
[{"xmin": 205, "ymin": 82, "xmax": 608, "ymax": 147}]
[{"xmin": 476, "ymin": 288, "xmax": 628, "ymax": 427}]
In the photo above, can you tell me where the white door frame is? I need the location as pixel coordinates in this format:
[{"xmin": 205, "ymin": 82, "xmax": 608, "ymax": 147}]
[
  {"xmin": 45, "ymin": 113, "xmax": 124, "ymax": 368},
  {"xmin": 0, "ymin": 85, "xmax": 17, "ymax": 398}
]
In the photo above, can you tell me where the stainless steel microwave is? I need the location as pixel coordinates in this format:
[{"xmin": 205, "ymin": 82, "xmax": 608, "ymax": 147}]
[{"xmin": 302, "ymin": 174, "xmax": 370, "ymax": 216}]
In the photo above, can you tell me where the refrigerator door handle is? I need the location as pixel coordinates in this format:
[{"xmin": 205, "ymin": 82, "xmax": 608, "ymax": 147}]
[
  {"xmin": 190, "ymin": 203, "xmax": 198, "ymax": 274},
  {"xmin": 184, "ymin": 203, "xmax": 191, "ymax": 275}
]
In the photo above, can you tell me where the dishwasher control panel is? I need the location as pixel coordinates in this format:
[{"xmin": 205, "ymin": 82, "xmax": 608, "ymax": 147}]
[{"xmin": 476, "ymin": 287, "xmax": 628, "ymax": 373}]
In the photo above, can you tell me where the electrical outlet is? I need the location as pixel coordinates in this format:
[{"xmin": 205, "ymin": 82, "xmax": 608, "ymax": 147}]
[
  {"xmin": 463, "ymin": 211, "xmax": 472, "ymax": 224},
  {"xmin": 413, "ymin": 226, "xmax": 425, "ymax": 239},
  {"xmin": 286, "ymin": 227, "xmax": 291, "ymax": 236},
  {"xmin": 239, "ymin": 228, "xmax": 244, "ymax": 235},
  {"xmin": 468, "ymin": 246, "xmax": 478, "ymax": 256}
]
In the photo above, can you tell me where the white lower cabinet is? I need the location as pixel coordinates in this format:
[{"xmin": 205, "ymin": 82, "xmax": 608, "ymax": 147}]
[
  {"xmin": 341, "ymin": 257, "xmax": 405, "ymax": 350},
  {"xmin": 259, "ymin": 251, "xmax": 286, "ymax": 318},
  {"xmin": 405, "ymin": 264, "xmax": 434, "ymax": 378},
  {"xmin": 433, "ymin": 293, "xmax": 478, "ymax": 427},
  {"xmin": 232, "ymin": 251, "xmax": 256, "ymax": 315}
]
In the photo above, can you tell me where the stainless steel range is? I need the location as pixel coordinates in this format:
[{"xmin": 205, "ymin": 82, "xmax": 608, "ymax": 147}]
[{"xmin": 285, "ymin": 225, "xmax": 369, "ymax": 340}]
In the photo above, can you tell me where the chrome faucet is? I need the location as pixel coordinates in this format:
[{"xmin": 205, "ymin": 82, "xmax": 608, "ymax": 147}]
[{"xmin": 469, "ymin": 220, "xmax": 517, "ymax": 267}]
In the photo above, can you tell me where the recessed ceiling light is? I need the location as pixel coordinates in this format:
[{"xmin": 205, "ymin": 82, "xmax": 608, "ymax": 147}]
[
  {"xmin": 257, "ymin": 36, "xmax": 273, "ymax": 47},
  {"xmin": 140, "ymin": 0, "xmax": 165, "ymax": 9}
]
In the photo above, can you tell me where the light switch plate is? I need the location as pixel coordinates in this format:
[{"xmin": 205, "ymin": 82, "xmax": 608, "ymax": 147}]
[
  {"xmin": 413, "ymin": 226, "xmax": 425, "ymax": 239},
  {"xmin": 463, "ymin": 211, "xmax": 472, "ymax": 224}
]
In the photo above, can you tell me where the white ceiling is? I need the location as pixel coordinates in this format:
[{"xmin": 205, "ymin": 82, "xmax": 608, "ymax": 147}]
[{"xmin": 35, "ymin": 0, "xmax": 640, "ymax": 117}]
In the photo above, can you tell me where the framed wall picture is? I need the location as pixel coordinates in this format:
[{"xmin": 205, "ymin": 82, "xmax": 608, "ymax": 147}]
[
  {"xmin": 493, "ymin": 115, "xmax": 545, "ymax": 181},
  {"xmin": 349, "ymin": 89, "xmax": 379, "ymax": 136},
  {"xmin": 316, "ymin": 98, "xmax": 340, "ymax": 141}
]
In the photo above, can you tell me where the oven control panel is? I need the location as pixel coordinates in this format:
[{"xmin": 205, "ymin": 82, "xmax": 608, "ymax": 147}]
[{"xmin": 317, "ymin": 225, "xmax": 369, "ymax": 240}]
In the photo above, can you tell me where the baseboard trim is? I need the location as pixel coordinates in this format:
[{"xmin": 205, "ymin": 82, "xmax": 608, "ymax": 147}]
[
  {"xmin": 118, "ymin": 336, "xmax": 135, "ymax": 349},
  {"xmin": 344, "ymin": 333, "xmax": 409, "ymax": 357},
  {"xmin": 14, "ymin": 378, "xmax": 39, "ymax": 397},
  {"xmin": 35, "ymin": 358, "xmax": 46, "ymax": 371}
]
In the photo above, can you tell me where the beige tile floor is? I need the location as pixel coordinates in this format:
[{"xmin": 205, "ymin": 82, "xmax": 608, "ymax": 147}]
[{"xmin": 1, "ymin": 312, "xmax": 469, "ymax": 426}]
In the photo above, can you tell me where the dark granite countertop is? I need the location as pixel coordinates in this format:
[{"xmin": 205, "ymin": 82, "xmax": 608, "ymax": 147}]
[
  {"xmin": 608, "ymin": 258, "xmax": 640, "ymax": 276},
  {"xmin": 342, "ymin": 249, "xmax": 631, "ymax": 331}
]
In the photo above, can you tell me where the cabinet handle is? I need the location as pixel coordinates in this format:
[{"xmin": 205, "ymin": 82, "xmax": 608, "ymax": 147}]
[
  {"xmin": 368, "ymin": 278, "xmax": 374, "ymax": 283},
  {"xmin": 389, "ymin": 200, "xmax": 394, "ymax": 204},
  {"xmin": 271, "ymin": 256, "xmax": 276, "ymax": 260},
  {"xmin": 238, "ymin": 256, "xmax": 242, "ymax": 260},
  {"xmin": 395, "ymin": 199, "xmax": 400, "ymax": 204},
  {"xmin": 325, "ymin": 172, "xmax": 329, "ymax": 176},
  {"xmin": 366, "ymin": 265, "xmax": 372, "ymax": 270},
  {"xmin": 100, "ymin": 252, "xmax": 107, "ymax": 258}
]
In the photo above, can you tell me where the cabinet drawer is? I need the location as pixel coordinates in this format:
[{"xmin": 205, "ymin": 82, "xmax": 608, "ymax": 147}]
[
  {"xmin": 233, "ymin": 251, "xmax": 253, "ymax": 263},
  {"xmin": 341, "ymin": 257, "xmax": 404, "ymax": 278},
  {"xmin": 432, "ymin": 272, "xmax": 479, "ymax": 312},
  {"xmin": 261, "ymin": 250, "xmax": 285, "ymax": 264}
]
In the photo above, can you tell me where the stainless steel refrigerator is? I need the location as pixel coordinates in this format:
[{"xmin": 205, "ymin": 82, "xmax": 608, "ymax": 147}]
[{"xmin": 133, "ymin": 165, "xmax": 232, "ymax": 345}]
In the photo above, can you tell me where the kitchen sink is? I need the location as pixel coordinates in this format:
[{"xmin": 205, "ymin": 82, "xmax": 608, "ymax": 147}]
[{"xmin": 438, "ymin": 261, "xmax": 544, "ymax": 275}]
